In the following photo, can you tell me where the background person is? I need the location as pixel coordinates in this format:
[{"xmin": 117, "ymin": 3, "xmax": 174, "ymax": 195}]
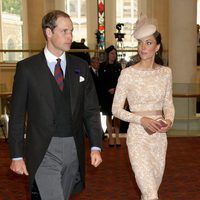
[
  {"xmin": 99, "ymin": 45, "xmax": 122, "ymax": 147},
  {"xmin": 90, "ymin": 56, "xmax": 102, "ymax": 105},
  {"xmin": 70, "ymin": 38, "xmax": 91, "ymax": 65},
  {"xmin": 89, "ymin": 56, "xmax": 107, "ymax": 140},
  {"xmin": 112, "ymin": 15, "xmax": 175, "ymax": 200},
  {"xmin": 8, "ymin": 10, "xmax": 102, "ymax": 200}
]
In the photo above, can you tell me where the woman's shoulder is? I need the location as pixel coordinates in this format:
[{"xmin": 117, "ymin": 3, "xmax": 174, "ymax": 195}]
[
  {"xmin": 158, "ymin": 66, "xmax": 173, "ymax": 79},
  {"xmin": 120, "ymin": 66, "xmax": 133, "ymax": 75},
  {"xmin": 160, "ymin": 66, "xmax": 172, "ymax": 73}
]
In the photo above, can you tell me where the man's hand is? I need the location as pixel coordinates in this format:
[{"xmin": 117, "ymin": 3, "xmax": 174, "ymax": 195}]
[
  {"xmin": 90, "ymin": 150, "xmax": 102, "ymax": 167},
  {"xmin": 10, "ymin": 159, "xmax": 29, "ymax": 176}
]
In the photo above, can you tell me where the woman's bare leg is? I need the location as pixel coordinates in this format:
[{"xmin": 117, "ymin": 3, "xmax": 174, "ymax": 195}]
[{"xmin": 106, "ymin": 115, "xmax": 114, "ymax": 146}]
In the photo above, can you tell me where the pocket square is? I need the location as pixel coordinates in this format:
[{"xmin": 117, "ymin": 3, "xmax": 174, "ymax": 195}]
[{"xmin": 79, "ymin": 76, "xmax": 85, "ymax": 82}]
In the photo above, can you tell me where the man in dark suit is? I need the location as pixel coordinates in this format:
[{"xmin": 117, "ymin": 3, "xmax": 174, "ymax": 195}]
[
  {"xmin": 90, "ymin": 57, "xmax": 101, "ymax": 104},
  {"xmin": 70, "ymin": 40, "xmax": 91, "ymax": 65},
  {"xmin": 8, "ymin": 10, "xmax": 102, "ymax": 200}
]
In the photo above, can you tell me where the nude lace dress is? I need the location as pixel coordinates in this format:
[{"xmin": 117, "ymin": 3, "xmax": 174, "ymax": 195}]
[{"xmin": 112, "ymin": 66, "xmax": 175, "ymax": 200}]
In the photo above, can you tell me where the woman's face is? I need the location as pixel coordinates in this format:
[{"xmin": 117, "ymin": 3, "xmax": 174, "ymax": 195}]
[
  {"xmin": 108, "ymin": 49, "xmax": 117, "ymax": 63},
  {"xmin": 137, "ymin": 35, "xmax": 160, "ymax": 61}
]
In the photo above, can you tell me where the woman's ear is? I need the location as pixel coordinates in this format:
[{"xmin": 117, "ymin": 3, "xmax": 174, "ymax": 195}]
[{"xmin": 156, "ymin": 44, "xmax": 160, "ymax": 52}]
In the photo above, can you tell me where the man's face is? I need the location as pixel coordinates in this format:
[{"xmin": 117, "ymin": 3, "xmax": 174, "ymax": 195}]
[
  {"xmin": 46, "ymin": 16, "xmax": 73, "ymax": 56},
  {"xmin": 91, "ymin": 59, "xmax": 100, "ymax": 70}
]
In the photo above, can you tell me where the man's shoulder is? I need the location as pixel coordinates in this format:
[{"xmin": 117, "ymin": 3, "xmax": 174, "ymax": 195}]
[{"xmin": 17, "ymin": 52, "xmax": 44, "ymax": 65}]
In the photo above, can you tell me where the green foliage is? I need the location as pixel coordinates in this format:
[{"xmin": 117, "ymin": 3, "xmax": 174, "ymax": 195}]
[{"xmin": 2, "ymin": 0, "xmax": 22, "ymax": 15}]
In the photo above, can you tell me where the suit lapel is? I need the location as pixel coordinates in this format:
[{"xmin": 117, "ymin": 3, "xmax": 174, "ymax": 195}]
[
  {"xmin": 36, "ymin": 52, "xmax": 56, "ymax": 115},
  {"xmin": 66, "ymin": 54, "xmax": 79, "ymax": 115},
  {"xmin": 35, "ymin": 52, "xmax": 80, "ymax": 117}
]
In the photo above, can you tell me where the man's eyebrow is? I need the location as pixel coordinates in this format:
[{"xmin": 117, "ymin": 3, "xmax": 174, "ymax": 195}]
[{"xmin": 62, "ymin": 28, "xmax": 74, "ymax": 31}]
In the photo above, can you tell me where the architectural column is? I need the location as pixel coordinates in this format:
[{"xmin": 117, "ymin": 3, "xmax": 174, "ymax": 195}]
[
  {"xmin": 87, "ymin": 1, "xmax": 98, "ymax": 49},
  {"xmin": 54, "ymin": 0, "xmax": 65, "ymax": 11},
  {"xmin": 26, "ymin": 0, "xmax": 55, "ymax": 50},
  {"xmin": 168, "ymin": 0, "xmax": 198, "ymax": 136},
  {"xmin": 27, "ymin": 0, "xmax": 45, "ymax": 50},
  {"xmin": 22, "ymin": 0, "xmax": 29, "ymax": 60},
  {"xmin": 0, "ymin": 0, "xmax": 3, "ymax": 61},
  {"xmin": 169, "ymin": 0, "xmax": 197, "ymax": 83},
  {"xmin": 105, "ymin": 1, "xmax": 116, "ymax": 47}
]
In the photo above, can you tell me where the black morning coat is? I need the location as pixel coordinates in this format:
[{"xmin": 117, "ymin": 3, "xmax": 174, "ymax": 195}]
[{"xmin": 8, "ymin": 51, "xmax": 102, "ymax": 195}]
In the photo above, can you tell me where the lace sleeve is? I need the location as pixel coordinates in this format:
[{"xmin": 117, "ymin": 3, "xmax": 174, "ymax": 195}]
[
  {"xmin": 163, "ymin": 68, "xmax": 175, "ymax": 123},
  {"xmin": 112, "ymin": 69, "xmax": 142, "ymax": 124}
]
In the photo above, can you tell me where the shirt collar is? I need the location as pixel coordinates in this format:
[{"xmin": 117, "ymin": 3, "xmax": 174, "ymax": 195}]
[
  {"xmin": 44, "ymin": 46, "xmax": 66, "ymax": 63},
  {"xmin": 91, "ymin": 67, "xmax": 97, "ymax": 72}
]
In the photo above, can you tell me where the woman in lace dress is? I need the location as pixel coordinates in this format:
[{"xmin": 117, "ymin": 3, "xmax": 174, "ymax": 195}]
[{"xmin": 112, "ymin": 16, "xmax": 175, "ymax": 200}]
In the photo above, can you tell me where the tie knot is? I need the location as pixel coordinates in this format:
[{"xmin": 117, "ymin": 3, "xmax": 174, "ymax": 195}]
[{"xmin": 56, "ymin": 58, "xmax": 61, "ymax": 64}]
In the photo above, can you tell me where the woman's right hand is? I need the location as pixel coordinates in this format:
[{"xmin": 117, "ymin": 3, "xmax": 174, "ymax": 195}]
[{"xmin": 141, "ymin": 117, "xmax": 161, "ymax": 134}]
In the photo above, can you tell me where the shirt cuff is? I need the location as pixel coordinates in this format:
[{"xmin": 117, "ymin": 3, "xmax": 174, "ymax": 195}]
[
  {"xmin": 12, "ymin": 157, "xmax": 23, "ymax": 160},
  {"xmin": 91, "ymin": 147, "xmax": 101, "ymax": 151}
]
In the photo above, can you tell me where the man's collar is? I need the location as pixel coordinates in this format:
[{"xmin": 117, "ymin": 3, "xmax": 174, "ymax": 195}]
[{"xmin": 44, "ymin": 46, "xmax": 66, "ymax": 62}]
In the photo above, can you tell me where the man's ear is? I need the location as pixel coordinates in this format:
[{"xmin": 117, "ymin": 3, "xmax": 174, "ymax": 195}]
[{"xmin": 46, "ymin": 28, "xmax": 53, "ymax": 38}]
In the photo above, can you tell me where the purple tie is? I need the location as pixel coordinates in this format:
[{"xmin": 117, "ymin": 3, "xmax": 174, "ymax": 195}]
[{"xmin": 54, "ymin": 58, "xmax": 64, "ymax": 91}]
